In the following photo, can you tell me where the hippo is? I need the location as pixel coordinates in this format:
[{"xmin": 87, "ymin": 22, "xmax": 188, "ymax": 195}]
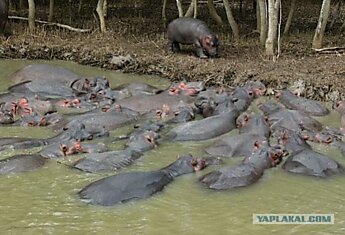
[
  {"xmin": 273, "ymin": 127, "xmax": 343, "ymax": 177},
  {"xmin": 236, "ymin": 112, "xmax": 270, "ymax": 137},
  {"xmin": 333, "ymin": 100, "xmax": 345, "ymax": 127},
  {"xmin": 166, "ymin": 109, "xmax": 239, "ymax": 141},
  {"xmin": 0, "ymin": 137, "xmax": 48, "ymax": 152},
  {"xmin": 168, "ymin": 81, "xmax": 205, "ymax": 96},
  {"xmin": 230, "ymin": 87, "xmax": 256, "ymax": 112},
  {"xmin": 0, "ymin": 154, "xmax": 47, "ymax": 174},
  {"xmin": 112, "ymin": 82, "xmax": 163, "ymax": 96},
  {"xmin": 39, "ymin": 141, "xmax": 108, "ymax": 159},
  {"xmin": 276, "ymin": 89, "xmax": 329, "ymax": 116},
  {"xmin": 78, "ymin": 154, "xmax": 206, "ymax": 206},
  {"xmin": 205, "ymin": 113, "xmax": 270, "ymax": 158},
  {"xmin": 333, "ymin": 100, "xmax": 345, "ymax": 115},
  {"xmin": 259, "ymin": 102, "xmax": 323, "ymax": 132},
  {"xmin": 72, "ymin": 130, "xmax": 158, "ymax": 173},
  {"xmin": 200, "ymin": 144, "xmax": 285, "ymax": 190},
  {"xmin": 204, "ymin": 133, "xmax": 268, "ymax": 158},
  {"xmin": 8, "ymin": 64, "xmax": 82, "ymax": 85},
  {"xmin": 14, "ymin": 112, "xmax": 64, "ymax": 127},
  {"xmin": 167, "ymin": 17, "xmax": 219, "ymax": 58},
  {"xmin": 62, "ymin": 109, "xmax": 137, "ymax": 132},
  {"xmin": 0, "ymin": 0, "xmax": 9, "ymax": 36},
  {"xmin": 0, "ymin": 123, "xmax": 108, "ymax": 152},
  {"xmin": 116, "ymin": 92, "xmax": 194, "ymax": 115}
]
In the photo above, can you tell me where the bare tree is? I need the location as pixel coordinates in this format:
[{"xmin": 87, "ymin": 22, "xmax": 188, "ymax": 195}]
[
  {"xmin": 223, "ymin": 0, "xmax": 239, "ymax": 41},
  {"xmin": 283, "ymin": 0, "xmax": 296, "ymax": 36},
  {"xmin": 185, "ymin": 1, "xmax": 194, "ymax": 17},
  {"xmin": 208, "ymin": 0, "xmax": 223, "ymax": 25},
  {"xmin": 265, "ymin": 0, "xmax": 281, "ymax": 57},
  {"xmin": 28, "ymin": 0, "xmax": 35, "ymax": 30},
  {"xmin": 48, "ymin": 0, "xmax": 54, "ymax": 22},
  {"xmin": 176, "ymin": 0, "xmax": 184, "ymax": 17},
  {"xmin": 78, "ymin": 0, "xmax": 83, "ymax": 14},
  {"xmin": 162, "ymin": 0, "xmax": 168, "ymax": 27},
  {"xmin": 96, "ymin": 0, "xmax": 106, "ymax": 33},
  {"xmin": 312, "ymin": 0, "xmax": 331, "ymax": 49},
  {"xmin": 258, "ymin": 0, "xmax": 267, "ymax": 46},
  {"xmin": 329, "ymin": 0, "xmax": 342, "ymax": 29}
]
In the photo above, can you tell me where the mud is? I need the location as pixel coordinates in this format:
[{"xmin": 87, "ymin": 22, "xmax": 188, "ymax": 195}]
[{"xmin": 1, "ymin": 0, "xmax": 345, "ymax": 101}]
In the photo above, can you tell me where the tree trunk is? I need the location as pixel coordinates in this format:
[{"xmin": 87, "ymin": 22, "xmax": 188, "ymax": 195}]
[
  {"xmin": 193, "ymin": 0, "xmax": 198, "ymax": 18},
  {"xmin": 329, "ymin": 0, "xmax": 341, "ymax": 29},
  {"xmin": 185, "ymin": 1, "xmax": 194, "ymax": 17},
  {"xmin": 103, "ymin": 0, "xmax": 107, "ymax": 18},
  {"xmin": 312, "ymin": 0, "xmax": 331, "ymax": 49},
  {"xmin": 265, "ymin": 0, "xmax": 280, "ymax": 57},
  {"xmin": 96, "ymin": 0, "xmax": 106, "ymax": 33},
  {"xmin": 19, "ymin": 0, "xmax": 24, "ymax": 10},
  {"xmin": 176, "ymin": 0, "xmax": 184, "ymax": 17},
  {"xmin": 283, "ymin": 0, "xmax": 296, "ymax": 36},
  {"xmin": 256, "ymin": 0, "xmax": 260, "ymax": 31},
  {"xmin": 48, "ymin": 0, "xmax": 54, "ymax": 22},
  {"xmin": 207, "ymin": 0, "xmax": 223, "ymax": 25},
  {"xmin": 28, "ymin": 0, "xmax": 35, "ymax": 31},
  {"xmin": 162, "ymin": 0, "xmax": 167, "ymax": 28},
  {"xmin": 78, "ymin": 0, "xmax": 83, "ymax": 14},
  {"xmin": 258, "ymin": 0, "xmax": 267, "ymax": 46},
  {"xmin": 223, "ymin": 0, "xmax": 239, "ymax": 41}
]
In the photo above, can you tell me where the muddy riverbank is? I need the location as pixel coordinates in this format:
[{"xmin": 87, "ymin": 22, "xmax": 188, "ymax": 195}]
[{"xmin": 1, "ymin": 1, "xmax": 345, "ymax": 101}]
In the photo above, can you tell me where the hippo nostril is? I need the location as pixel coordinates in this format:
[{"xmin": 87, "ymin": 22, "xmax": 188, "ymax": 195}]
[{"xmin": 326, "ymin": 137, "xmax": 333, "ymax": 143}]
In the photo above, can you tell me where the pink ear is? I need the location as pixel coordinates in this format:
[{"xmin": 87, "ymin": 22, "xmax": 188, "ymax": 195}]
[
  {"xmin": 201, "ymin": 36, "xmax": 212, "ymax": 46},
  {"xmin": 204, "ymin": 36, "xmax": 212, "ymax": 45},
  {"xmin": 254, "ymin": 140, "xmax": 260, "ymax": 149}
]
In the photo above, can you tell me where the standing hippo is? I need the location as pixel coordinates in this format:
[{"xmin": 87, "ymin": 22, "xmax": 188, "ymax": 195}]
[
  {"xmin": 0, "ymin": 0, "xmax": 9, "ymax": 36},
  {"xmin": 167, "ymin": 17, "xmax": 219, "ymax": 58},
  {"xmin": 78, "ymin": 155, "xmax": 206, "ymax": 206}
]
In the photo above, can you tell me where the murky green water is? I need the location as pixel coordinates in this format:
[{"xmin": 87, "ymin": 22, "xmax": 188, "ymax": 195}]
[{"xmin": 0, "ymin": 60, "xmax": 345, "ymax": 235}]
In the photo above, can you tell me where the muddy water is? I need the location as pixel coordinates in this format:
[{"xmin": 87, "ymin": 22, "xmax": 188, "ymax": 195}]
[{"xmin": 0, "ymin": 60, "xmax": 345, "ymax": 235}]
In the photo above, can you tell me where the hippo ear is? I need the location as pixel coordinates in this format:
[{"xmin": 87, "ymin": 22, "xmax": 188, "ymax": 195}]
[
  {"xmin": 201, "ymin": 36, "xmax": 212, "ymax": 46},
  {"xmin": 254, "ymin": 140, "xmax": 260, "ymax": 150}
]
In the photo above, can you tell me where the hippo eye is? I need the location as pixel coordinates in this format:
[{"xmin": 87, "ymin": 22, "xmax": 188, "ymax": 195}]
[
  {"xmin": 27, "ymin": 121, "xmax": 35, "ymax": 126},
  {"xmin": 87, "ymin": 135, "xmax": 93, "ymax": 140},
  {"xmin": 191, "ymin": 159, "xmax": 198, "ymax": 166}
]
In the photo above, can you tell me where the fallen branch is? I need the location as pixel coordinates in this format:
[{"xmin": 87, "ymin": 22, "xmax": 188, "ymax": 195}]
[
  {"xmin": 9, "ymin": 16, "xmax": 92, "ymax": 33},
  {"xmin": 312, "ymin": 46, "xmax": 345, "ymax": 53}
]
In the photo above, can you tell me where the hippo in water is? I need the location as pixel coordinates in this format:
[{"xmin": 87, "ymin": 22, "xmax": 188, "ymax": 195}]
[
  {"xmin": 0, "ymin": 0, "xmax": 9, "ymax": 36},
  {"xmin": 78, "ymin": 154, "xmax": 206, "ymax": 206},
  {"xmin": 167, "ymin": 17, "xmax": 219, "ymax": 58},
  {"xmin": 0, "ymin": 154, "xmax": 47, "ymax": 175},
  {"xmin": 276, "ymin": 89, "xmax": 329, "ymax": 116},
  {"xmin": 273, "ymin": 127, "xmax": 343, "ymax": 178},
  {"xmin": 200, "ymin": 144, "xmax": 286, "ymax": 190}
]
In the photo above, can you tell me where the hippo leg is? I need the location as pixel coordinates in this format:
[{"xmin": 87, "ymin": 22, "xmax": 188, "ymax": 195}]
[
  {"xmin": 195, "ymin": 44, "xmax": 208, "ymax": 59},
  {"xmin": 168, "ymin": 40, "xmax": 180, "ymax": 53}
]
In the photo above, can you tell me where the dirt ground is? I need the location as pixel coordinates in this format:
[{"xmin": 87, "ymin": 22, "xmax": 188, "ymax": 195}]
[{"xmin": 1, "ymin": 0, "xmax": 345, "ymax": 101}]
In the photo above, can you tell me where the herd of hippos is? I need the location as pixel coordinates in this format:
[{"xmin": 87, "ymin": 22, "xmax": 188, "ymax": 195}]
[
  {"xmin": 1, "ymin": 63, "xmax": 345, "ymax": 207},
  {"xmin": 1, "ymin": 11, "xmax": 345, "ymax": 206}
]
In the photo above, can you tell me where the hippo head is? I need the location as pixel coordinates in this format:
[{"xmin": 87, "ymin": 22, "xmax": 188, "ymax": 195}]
[
  {"xmin": 201, "ymin": 35, "xmax": 219, "ymax": 57},
  {"xmin": 166, "ymin": 154, "xmax": 207, "ymax": 177},
  {"xmin": 333, "ymin": 100, "xmax": 345, "ymax": 115},
  {"xmin": 126, "ymin": 130, "xmax": 158, "ymax": 152}
]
